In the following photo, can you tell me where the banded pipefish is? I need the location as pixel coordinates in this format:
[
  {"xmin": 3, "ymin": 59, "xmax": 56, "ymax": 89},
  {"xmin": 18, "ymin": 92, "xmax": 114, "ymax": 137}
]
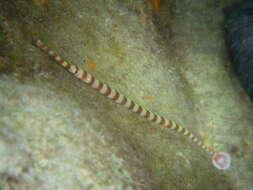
[{"xmin": 33, "ymin": 39, "xmax": 231, "ymax": 170}]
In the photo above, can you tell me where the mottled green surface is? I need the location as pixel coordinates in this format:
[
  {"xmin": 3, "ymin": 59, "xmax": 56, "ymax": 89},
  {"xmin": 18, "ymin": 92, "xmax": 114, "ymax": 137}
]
[{"xmin": 0, "ymin": 0, "xmax": 252, "ymax": 189}]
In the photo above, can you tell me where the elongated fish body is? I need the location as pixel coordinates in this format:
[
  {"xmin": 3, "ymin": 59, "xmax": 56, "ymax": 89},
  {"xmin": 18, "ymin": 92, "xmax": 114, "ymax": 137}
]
[{"xmin": 33, "ymin": 39, "xmax": 231, "ymax": 170}]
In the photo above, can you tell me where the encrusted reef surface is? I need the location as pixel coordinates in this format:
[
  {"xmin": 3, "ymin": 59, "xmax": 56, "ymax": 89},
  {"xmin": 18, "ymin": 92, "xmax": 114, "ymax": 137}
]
[{"xmin": 0, "ymin": 0, "xmax": 252, "ymax": 189}]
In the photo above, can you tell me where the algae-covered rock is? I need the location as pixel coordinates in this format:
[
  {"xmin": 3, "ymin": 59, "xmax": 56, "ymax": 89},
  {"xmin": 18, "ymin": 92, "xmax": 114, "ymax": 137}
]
[
  {"xmin": 0, "ymin": 0, "xmax": 252, "ymax": 189},
  {"xmin": 0, "ymin": 76, "xmax": 156, "ymax": 189}
]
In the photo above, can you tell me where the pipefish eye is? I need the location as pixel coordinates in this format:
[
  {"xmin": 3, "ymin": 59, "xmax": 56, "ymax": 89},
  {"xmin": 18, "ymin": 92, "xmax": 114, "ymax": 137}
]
[{"xmin": 212, "ymin": 152, "xmax": 231, "ymax": 170}]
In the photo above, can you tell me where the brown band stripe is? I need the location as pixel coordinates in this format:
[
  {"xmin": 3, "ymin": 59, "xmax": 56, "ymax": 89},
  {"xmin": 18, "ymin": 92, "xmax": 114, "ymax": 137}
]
[
  {"xmin": 180, "ymin": 128, "xmax": 186, "ymax": 134},
  {"xmin": 65, "ymin": 63, "xmax": 71, "ymax": 70},
  {"xmin": 167, "ymin": 120, "xmax": 173, "ymax": 128},
  {"xmin": 174, "ymin": 124, "xmax": 179, "ymax": 131},
  {"xmin": 144, "ymin": 111, "xmax": 150, "ymax": 119},
  {"xmin": 52, "ymin": 53, "xmax": 59, "ymax": 58},
  {"xmin": 95, "ymin": 82, "xmax": 103, "ymax": 91},
  {"xmin": 59, "ymin": 59, "xmax": 65, "ymax": 64},
  {"xmin": 87, "ymin": 76, "xmax": 95, "ymax": 85},
  {"xmin": 128, "ymin": 101, "xmax": 135, "ymax": 110},
  {"xmin": 120, "ymin": 96, "xmax": 127, "ymax": 105},
  {"xmin": 159, "ymin": 117, "xmax": 165, "ymax": 125},
  {"xmin": 111, "ymin": 91, "xmax": 120, "ymax": 100},
  {"xmin": 136, "ymin": 106, "xmax": 143, "ymax": 114},
  {"xmin": 79, "ymin": 72, "xmax": 87, "ymax": 80},
  {"xmin": 103, "ymin": 87, "xmax": 111, "ymax": 96},
  {"xmin": 151, "ymin": 115, "xmax": 157, "ymax": 122}
]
